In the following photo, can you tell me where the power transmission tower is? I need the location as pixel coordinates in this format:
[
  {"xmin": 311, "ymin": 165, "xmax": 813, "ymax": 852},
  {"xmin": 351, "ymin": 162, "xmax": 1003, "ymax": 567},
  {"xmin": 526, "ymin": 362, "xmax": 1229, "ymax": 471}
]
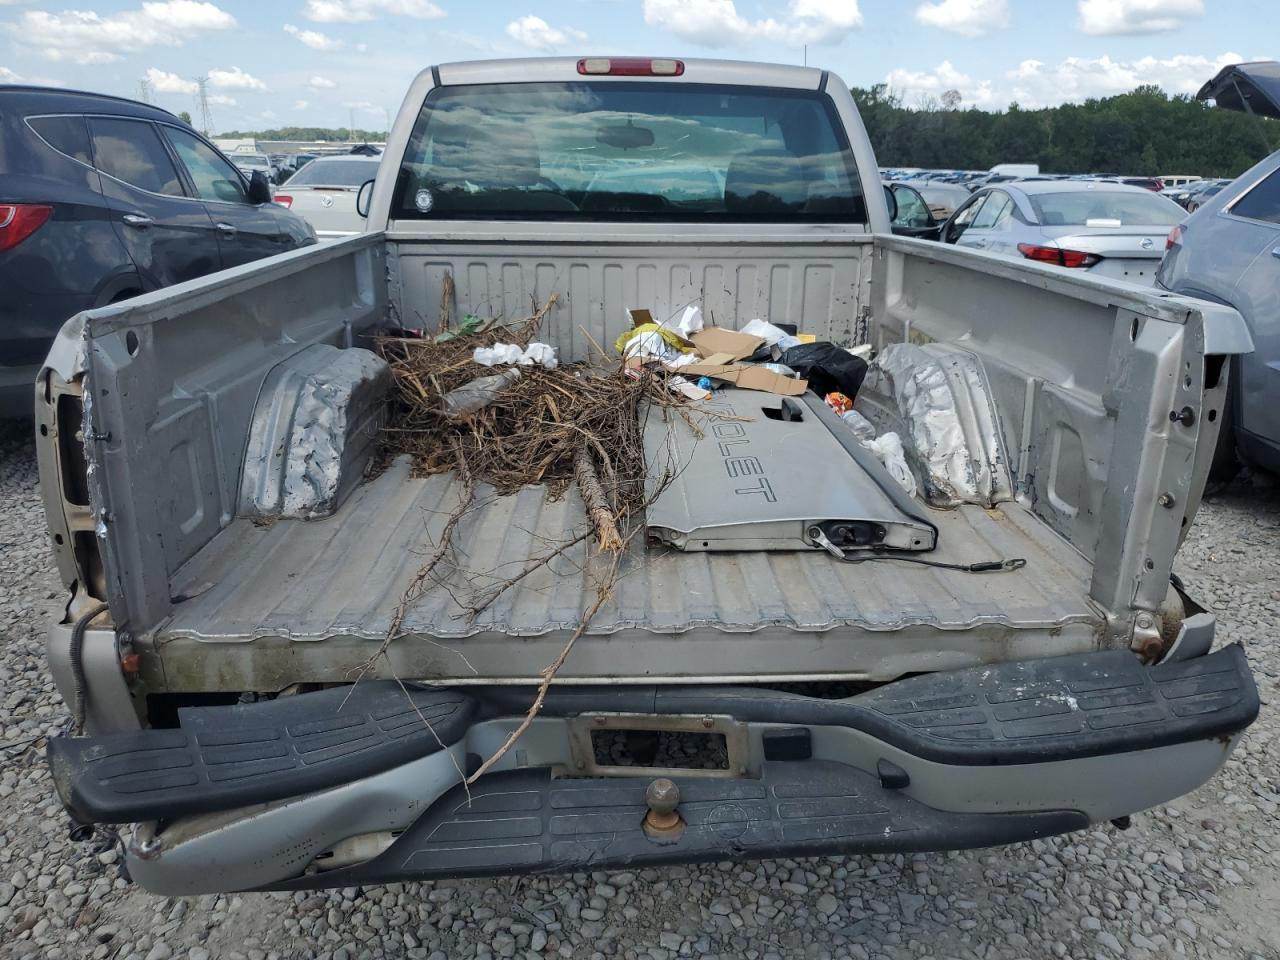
[
  {"xmin": 195, "ymin": 76, "xmax": 214, "ymax": 137},
  {"xmin": 138, "ymin": 77, "xmax": 153, "ymax": 104}
]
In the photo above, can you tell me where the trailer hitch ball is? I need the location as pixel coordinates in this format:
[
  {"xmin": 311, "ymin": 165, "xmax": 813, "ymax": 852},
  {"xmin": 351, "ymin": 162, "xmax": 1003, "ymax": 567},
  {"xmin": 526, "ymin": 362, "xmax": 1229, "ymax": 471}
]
[{"xmin": 643, "ymin": 777, "xmax": 684, "ymax": 841}]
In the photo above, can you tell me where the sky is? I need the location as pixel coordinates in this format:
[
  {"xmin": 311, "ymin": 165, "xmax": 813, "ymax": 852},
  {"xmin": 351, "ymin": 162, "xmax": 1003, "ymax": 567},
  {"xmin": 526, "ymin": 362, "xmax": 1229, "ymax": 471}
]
[{"xmin": 0, "ymin": 0, "xmax": 1273, "ymax": 133}]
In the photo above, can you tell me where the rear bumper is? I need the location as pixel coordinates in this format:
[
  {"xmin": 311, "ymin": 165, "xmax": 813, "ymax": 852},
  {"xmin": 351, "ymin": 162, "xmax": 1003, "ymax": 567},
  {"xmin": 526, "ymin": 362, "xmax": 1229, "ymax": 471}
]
[{"xmin": 47, "ymin": 645, "xmax": 1258, "ymax": 894}]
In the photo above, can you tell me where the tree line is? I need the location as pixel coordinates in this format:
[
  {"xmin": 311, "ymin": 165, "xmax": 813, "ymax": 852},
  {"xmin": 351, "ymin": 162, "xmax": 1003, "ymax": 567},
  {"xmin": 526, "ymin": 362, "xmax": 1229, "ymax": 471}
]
[{"xmin": 852, "ymin": 84, "xmax": 1277, "ymax": 177}]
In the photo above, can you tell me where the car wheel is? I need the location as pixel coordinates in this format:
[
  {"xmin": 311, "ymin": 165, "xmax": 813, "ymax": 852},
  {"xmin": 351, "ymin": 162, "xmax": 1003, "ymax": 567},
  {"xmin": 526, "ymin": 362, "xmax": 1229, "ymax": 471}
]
[{"xmin": 1186, "ymin": 201, "xmax": 1200, "ymax": 213}]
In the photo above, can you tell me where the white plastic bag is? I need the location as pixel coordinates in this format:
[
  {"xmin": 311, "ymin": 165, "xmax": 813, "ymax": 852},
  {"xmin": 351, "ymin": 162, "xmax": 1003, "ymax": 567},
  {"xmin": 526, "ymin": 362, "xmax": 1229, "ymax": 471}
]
[
  {"xmin": 472, "ymin": 343, "xmax": 524, "ymax": 367},
  {"xmin": 522, "ymin": 342, "xmax": 558, "ymax": 369},
  {"xmin": 741, "ymin": 317, "xmax": 801, "ymax": 352},
  {"xmin": 664, "ymin": 352, "xmax": 700, "ymax": 370},
  {"xmin": 473, "ymin": 342, "xmax": 558, "ymax": 369},
  {"xmin": 664, "ymin": 304, "xmax": 703, "ymax": 339},
  {"xmin": 622, "ymin": 330, "xmax": 679, "ymax": 362},
  {"xmin": 865, "ymin": 431, "xmax": 917, "ymax": 497}
]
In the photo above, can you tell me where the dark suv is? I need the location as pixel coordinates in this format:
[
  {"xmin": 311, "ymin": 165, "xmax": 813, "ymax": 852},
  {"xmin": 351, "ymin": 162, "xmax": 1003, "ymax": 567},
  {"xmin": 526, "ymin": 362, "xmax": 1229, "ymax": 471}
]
[{"xmin": 1, "ymin": 86, "xmax": 315, "ymax": 417}]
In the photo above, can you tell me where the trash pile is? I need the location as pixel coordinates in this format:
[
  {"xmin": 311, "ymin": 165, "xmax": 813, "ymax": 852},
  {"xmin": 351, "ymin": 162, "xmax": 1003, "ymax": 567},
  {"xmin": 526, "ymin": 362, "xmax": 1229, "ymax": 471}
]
[
  {"xmin": 375, "ymin": 294, "xmax": 694, "ymax": 554},
  {"xmin": 616, "ymin": 306, "xmax": 871, "ymax": 401}
]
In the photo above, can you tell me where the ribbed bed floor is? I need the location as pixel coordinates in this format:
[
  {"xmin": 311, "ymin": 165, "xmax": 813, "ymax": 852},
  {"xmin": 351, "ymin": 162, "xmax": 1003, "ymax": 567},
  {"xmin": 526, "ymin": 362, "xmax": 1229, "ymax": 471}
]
[{"xmin": 158, "ymin": 457, "xmax": 1105, "ymax": 684}]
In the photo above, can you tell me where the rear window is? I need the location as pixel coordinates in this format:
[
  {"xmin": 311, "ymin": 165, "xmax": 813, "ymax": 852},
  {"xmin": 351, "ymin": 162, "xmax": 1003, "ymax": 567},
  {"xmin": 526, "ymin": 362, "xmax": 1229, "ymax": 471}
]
[
  {"xmin": 289, "ymin": 159, "xmax": 380, "ymax": 187},
  {"xmin": 393, "ymin": 82, "xmax": 866, "ymax": 223},
  {"xmin": 1030, "ymin": 190, "xmax": 1183, "ymax": 227},
  {"xmin": 1230, "ymin": 169, "xmax": 1280, "ymax": 224},
  {"xmin": 27, "ymin": 115, "xmax": 93, "ymax": 165}
]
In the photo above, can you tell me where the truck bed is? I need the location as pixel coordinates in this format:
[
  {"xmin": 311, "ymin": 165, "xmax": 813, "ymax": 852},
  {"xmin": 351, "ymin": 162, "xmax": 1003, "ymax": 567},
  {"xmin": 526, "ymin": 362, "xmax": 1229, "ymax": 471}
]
[{"xmin": 154, "ymin": 456, "xmax": 1102, "ymax": 689}]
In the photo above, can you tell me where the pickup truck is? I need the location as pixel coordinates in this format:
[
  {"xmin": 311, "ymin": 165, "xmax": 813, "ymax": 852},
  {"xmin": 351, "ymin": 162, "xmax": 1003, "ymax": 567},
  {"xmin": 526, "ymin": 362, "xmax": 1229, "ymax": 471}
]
[{"xmin": 35, "ymin": 57, "xmax": 1259, "ymax": 896}]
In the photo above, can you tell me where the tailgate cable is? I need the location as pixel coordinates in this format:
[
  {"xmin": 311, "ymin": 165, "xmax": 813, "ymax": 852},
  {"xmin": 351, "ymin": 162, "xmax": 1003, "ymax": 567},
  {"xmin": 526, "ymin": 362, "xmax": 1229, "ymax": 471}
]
[
  {"xmin": 810, "ymin": 526, "xmax": 1025, "ymax": 573},
  {"xmin": 839, "ymin": 554, "xmax": 1027, "ymax": 573}
]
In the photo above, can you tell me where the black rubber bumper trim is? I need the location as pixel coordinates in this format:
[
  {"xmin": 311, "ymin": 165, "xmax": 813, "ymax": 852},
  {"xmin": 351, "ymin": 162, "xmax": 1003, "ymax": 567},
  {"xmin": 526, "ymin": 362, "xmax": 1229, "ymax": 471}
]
[
  {"xmin": 270, "ymin": 760, "xmax": 1089, "ymax": 889},
  {"xmin": 47, "ymin": 683, "xmax": 474, "ymax": 824},
  {"xmin": 475, "ymin": 644, "xmax": 1260, "ymax": 766},
  {"xmin": 49, "ymin": 645, "xmax": 1257, "ymax": 826}
]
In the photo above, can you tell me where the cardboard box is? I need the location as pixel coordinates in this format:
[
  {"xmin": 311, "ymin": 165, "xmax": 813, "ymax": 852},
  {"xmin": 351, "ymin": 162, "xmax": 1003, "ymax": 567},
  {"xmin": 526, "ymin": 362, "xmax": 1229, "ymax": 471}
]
[
  {"xmin": 627, "ymin": 308, "xmax": 655, "ymax": 328},
  {"xmin": 690, "ymin": 327, "xmax": 765, "ymax": 361},
  {"xmin": 680, "ymin": 361, "xmax": 808, "ymax": 396}
]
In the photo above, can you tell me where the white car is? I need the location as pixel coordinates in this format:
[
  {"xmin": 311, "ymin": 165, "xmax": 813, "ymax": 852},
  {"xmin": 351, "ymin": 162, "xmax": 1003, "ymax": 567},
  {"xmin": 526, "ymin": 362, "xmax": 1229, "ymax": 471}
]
[
  {"xmin": 273, "ymin": 155, "xmax": 381, "ymax": 239},
  {"xmin": 941, "ymin": 181, "xmax": 1186, "ymax": 285},
  {"xmin": 232, "ymin": 152, "xmax": 273, "ymax": 180}
]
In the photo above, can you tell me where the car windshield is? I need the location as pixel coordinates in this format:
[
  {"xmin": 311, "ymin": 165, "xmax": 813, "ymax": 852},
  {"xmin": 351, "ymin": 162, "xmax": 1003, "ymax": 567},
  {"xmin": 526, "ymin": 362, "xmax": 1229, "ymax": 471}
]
[
  {"xmin": 395, "ymin": 81, "xmax": 866, "ymax": 222},
  {"xmin": 1030, "ymin": 190, "xmax": 1182, "ymax": 226},
  {"xmin": 289, "ymin": 159, "xmax": 380, "ymax": 187},
  {"xmin": 237, "ymin": 155, "xmax": 269, "ymax": 168}
]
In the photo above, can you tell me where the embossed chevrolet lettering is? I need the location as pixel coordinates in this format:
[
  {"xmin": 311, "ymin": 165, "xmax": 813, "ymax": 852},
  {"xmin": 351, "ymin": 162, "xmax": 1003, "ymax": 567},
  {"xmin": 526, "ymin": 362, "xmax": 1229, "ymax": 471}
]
[{"xmin": 707, "ymin": 399, "xmax": 776, "ymax": 502}]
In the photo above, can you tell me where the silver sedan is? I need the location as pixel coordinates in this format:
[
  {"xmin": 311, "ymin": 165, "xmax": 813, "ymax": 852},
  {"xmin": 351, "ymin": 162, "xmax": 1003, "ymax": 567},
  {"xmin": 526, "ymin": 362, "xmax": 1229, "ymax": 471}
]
[{"xmin": 940, "ymin": 181, "xmax": 1185, "ymax": 285}]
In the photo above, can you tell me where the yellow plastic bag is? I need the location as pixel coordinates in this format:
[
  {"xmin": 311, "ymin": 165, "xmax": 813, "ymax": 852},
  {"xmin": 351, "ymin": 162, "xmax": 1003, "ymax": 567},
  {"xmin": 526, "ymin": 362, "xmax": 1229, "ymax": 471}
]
[{"xmin": 614, "ymin": 323, "xmax": 693, "ymax": 357}]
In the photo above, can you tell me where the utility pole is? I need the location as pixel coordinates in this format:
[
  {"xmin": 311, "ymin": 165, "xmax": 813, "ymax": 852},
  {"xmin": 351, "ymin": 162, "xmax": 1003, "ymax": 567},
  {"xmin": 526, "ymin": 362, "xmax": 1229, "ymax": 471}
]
[
  {"xmin": 803, "ymin": 45, "xmax": 807, "ymax": 67},
  {"xmin": 195, "ymin": 76, "xmax": 214, "ymax": 137},
  {"xmin": 138, "ymin": 77, "xmax": 153, "ymax": 104},
  {"xmin": 349, "ymin": 107, "xmax": 355, "ymax": 143}
]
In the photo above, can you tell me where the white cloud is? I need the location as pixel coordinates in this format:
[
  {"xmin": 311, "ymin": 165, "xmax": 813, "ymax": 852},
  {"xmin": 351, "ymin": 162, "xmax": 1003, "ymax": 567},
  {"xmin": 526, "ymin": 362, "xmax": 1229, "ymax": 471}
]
[
  {"xmin": 207, "ymin": 93, "xmax": 237, "ymax": 105},
  {"xmin": 505, "ymin": 15, "xmax": 586, "ymax": 52},
  {"xmin": 145, "ymin": 66, "xmax": 197, "ymax": 94},
  {"xmin": 12, "ymin": 1, "xmax": 236, "ymax": 64},
  {"xmin": 304, "ymin": 0, "xmax": 444, "ymax": 23},
  {"xmin": 294, "ymin": 99, "xmax": 309, "ymax": 110},
  {"xmin": 283, "ymin": 23, "xmax": 343, "ymax": 50},
  {"xmin": 1077, "ymin": 0, "xmax": 1202, "ymax": 36},
  {"xmin": 0, "ymin": 65, "xmax": 21, "ymax": 82},
  {"xmin": 1007, "ymin": 51, "xmax": 1242, "ymax": 105},
  {"xmin": 886, "ymin": 60, "xmax": 998, "ymax": 108},
  {"xmin": 914, "ymin": 0, "xmax": 1008, "ymax": 37},
  {"xmin": 308, "ymin": 75, "xmax": 338, "ymax": 90},
  {"xmin": 642, "ymin": 0, "xmax": 861, "ymax": 48},
  {"xmin": 887, "ymin": 50, "xmax": 1245, "ymax": 110},
  {"xmin": 208, "ymin": 66, "xmax": 265, "ymax": 90}
]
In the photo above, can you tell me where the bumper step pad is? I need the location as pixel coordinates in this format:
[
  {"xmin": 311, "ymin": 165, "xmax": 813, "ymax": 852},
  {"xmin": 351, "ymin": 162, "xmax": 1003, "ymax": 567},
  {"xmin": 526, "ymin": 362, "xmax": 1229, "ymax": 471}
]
[
  {"xmin": 278, "ymin": 760, "xmax": 1089, "ymax": 888},
  {"xmin": 49, "ymin": 645, "xmax": 1257, "ymax": 826},
  {"xmin": 48, "ymin": 683, "xmax": 474, "ymax": 824}
]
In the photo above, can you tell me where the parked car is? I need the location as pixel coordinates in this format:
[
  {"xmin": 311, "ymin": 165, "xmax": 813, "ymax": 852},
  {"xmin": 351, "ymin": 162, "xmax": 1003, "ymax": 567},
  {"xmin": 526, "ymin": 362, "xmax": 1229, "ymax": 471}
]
[
  {"xmin": 33, "ymin": 56, "xmax": 1254, "ymax": 897},
  {"xmin": 0, "ymin": 84, "xmax": 315, "ymax": 418},
  {"xmin": 1165, "ymin": 179, "xmax": 1210, "ymax": 207},
  {"xmin": 940, "ymin": 181, "xmax": 1184, "ymax": 285},
  {"xmin": 1160, "ymin": 175, "xmax": 1201, "ymax": 189},
  {"xmin": 1159, "ymin": 59, "xmax": 1280, "ymax": 480},
  {"xmin": 886, "ymin": 181, "xmax": 942, "ymax": 239},
  {"xmin": 911, "ymin": 180, "xmax": 972, "ymax": 220},
  {"xmin": 1099, "ymin": 177, "xmax": 1164, "ymax": 192},
  {"xmin": 1185, "ymin": 180, "xmax": 1231, "ymax": 212},
  {"xmin": 232, "ymin": 151, "xmax": 274, "ymax": 181},
  {"xmin": 273, "ymin": 155, "xmax": 381, "ymax": 239}
]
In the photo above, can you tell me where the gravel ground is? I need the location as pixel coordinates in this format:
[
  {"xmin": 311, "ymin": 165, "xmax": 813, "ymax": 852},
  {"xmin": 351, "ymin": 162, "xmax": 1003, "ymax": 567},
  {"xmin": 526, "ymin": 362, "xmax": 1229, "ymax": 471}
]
[{"xmin": 2, "ymin": 416, "xmax": 1277, "ymax": 960}]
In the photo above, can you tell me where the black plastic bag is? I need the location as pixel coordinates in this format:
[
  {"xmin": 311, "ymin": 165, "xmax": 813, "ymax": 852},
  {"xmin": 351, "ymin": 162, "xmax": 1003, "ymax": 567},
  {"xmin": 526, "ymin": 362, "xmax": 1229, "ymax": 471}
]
[{"xmin": 779, "ymin": 343, "xmax": 869, "ymax": 398}]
